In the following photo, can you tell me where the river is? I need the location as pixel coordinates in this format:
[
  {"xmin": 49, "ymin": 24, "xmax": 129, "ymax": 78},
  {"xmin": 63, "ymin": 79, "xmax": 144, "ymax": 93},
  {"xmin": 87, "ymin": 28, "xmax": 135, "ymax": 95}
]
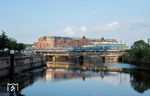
[{"xmin": 0, "ymin": 61, "xmax": 150, "ymax": 96}]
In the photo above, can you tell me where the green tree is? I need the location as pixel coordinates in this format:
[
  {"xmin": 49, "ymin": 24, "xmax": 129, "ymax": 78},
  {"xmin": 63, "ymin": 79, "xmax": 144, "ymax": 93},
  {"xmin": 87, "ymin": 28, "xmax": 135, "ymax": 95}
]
[
  {"xmin": 142, "ymin": 47, "xmax": 150, "ymax": 62},
  {"xmin": 8, "ymin": 38, "xmax": 25, "ymax": 51},
  {"xmin": 0, "ymin": 31, "xmax": 9, "ymax": 50},
  {"xmin": 7, "ymin": 38, "xmax": 18, "ymax": 50},
  {"xmin": 131, "ymin": 40, "xmax": 149, "ymax": 50},
  {"xmin": 0, "ymin": 30, "xmax": 25, "ymax": 51},
  {"xmin": 16, "ymin": 43, "xmax": 25, "ymax": 51},
  {"xmin": 130, "ymin": 40, "xmax": 150, "ymax": 60}
]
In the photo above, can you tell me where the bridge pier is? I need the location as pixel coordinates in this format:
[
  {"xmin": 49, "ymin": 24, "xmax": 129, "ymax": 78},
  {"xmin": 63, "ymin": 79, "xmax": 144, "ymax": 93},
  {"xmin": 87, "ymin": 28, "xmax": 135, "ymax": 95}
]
[
  {"xmin": 52, "ymin": 56, "xmax": 56, "ymax": 62},
  {"xmin": 104, "ymin": 56, "xmax": 122, "ymax": 63},
  {"xmin": 46, "ymin": 56, "xmax": 53, "ymax": 61},
  {"xmin": 46, "ymin": 55, "xmax": 70, "ymax": 62},
  {"xmin": 102, "ymin": 57, "xmax": 105, "ymax": 63}
]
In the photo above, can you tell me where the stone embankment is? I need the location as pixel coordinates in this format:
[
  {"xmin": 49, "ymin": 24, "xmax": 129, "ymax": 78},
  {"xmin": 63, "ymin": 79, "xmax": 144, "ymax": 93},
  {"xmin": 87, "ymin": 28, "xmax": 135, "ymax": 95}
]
[{"xmin": 0, "ymin": 55, "xmax": 46, "ymax": 77}]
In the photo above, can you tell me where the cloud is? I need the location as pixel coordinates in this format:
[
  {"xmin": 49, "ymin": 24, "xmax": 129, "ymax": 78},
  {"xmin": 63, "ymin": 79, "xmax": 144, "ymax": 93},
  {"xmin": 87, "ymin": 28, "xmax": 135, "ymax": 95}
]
[
  {"xmin": 50, "ymin": 19, "xmax": 150, "ymax": 47},
  {"xmin": 79, "ymin": 26, "xmax": 88, "ymax": 33},
  {"xmin": 53, "ymin": 19, "xmax": 150, "ymax": 36},
  {"xmin": 127, "ymin": 20, "xmax": 150, "ymax": 29},
  {"xmin": 62, "ymin": 26, "xmax": 75, "ymax": 35},
  {"xmin": 93, "ymin": 20, "xmax": 150, "ymax": 32},
  {"xmin": 94, "ymin": 21, "xmax": 121, "ymax": 32},
  {"xmin": 55, "ymin": 26, "xmax": 89, "ymax": 36},
  {"xmin": 128, "ymin": 19, "xmax": 144, "ymax": 24}
]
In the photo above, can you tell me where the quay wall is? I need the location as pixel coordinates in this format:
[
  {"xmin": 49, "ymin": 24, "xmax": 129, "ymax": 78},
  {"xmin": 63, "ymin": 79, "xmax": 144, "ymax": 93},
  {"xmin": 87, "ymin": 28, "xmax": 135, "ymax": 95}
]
[{"xmin": 0, "ymin": 55, "xmax": 46, "ymax": 77}]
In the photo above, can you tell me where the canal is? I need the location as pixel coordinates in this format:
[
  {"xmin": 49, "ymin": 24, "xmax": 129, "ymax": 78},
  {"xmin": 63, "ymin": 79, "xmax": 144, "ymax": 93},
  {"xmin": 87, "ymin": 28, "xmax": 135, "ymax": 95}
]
[{"xmin": 0, "ymin": 61, "xmax": 150, "ymax": 96}]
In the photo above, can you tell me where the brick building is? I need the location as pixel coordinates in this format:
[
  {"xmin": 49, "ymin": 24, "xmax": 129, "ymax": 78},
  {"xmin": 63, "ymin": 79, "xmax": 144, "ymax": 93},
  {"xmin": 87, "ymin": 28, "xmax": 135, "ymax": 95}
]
[{"xmin": 36, "ymin": 36, "xmax": 117, "ymax": 49}]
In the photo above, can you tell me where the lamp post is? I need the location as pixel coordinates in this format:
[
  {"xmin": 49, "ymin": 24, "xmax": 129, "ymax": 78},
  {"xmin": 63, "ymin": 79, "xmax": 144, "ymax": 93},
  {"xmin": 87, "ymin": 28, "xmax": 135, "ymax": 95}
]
[{"xmin": 9, "ymin": 50, "xmax": 14, "ymax": 82}]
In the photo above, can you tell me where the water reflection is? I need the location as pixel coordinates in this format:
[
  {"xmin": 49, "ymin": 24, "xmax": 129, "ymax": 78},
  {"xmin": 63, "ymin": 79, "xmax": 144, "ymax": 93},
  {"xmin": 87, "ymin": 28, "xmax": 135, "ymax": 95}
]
[
  {"xmin": 0, "ymin": 69, "xmax": 46, "ymax": 96},
  {"xmin": 130, "ymin": 71, "xmax": 150, "ymax": 93},
  {"xmin": 0, "ymin": 67, "xmax": 150, "ymax": 96},
  {"xmin": 47, "ymin": 61, "xmax": 136, "ymax": 69},
  {"xmin": 45, "ymin": 69, "xmax": 129, "ymax": 86}
]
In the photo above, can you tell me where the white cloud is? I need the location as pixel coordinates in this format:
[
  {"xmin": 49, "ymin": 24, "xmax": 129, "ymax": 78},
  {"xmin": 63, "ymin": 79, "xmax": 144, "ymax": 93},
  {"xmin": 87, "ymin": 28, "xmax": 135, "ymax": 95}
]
[
  {"xmin": 62, "ymin": 26, "xmax": 75, "ymax": 35},
  {"xmin": 127, "ymin": 19, "xmax": 150, "ymax": 29},
  {"xmin": 53, "ymin": 19, "xmax": 150, "ymax": 37},
  {"xmin": 51, "ymin": 19, "xmax": 150, "ymax": 47},
  {"xmin": 55, "ymin": 26, "xmax": 89, "ymax": 36},
  {"xmin": 107, "ymin": 22, "xmax": 120, "ymax": 27},
  {"xmin": 93, "ymin": 20, "xmax": 150, "ymax": 32},
  {"xmin": 128, "ymin": 19, "xmax": 145, "ymax": 24},
  {"xmin": 94, "ymin": 21, "xmax": 121, "ymax": 32},
  {"xmin": 79, "ymin": 26, "xmax": 88, "ymax": 33}
]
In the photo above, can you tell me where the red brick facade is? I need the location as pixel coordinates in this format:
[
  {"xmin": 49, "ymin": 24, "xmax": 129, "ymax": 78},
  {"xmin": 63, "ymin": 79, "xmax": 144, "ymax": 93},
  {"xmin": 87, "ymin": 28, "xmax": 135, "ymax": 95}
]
[{"xmin": 36, "ymin": 36, "xmax": 117, "ymax": 48}]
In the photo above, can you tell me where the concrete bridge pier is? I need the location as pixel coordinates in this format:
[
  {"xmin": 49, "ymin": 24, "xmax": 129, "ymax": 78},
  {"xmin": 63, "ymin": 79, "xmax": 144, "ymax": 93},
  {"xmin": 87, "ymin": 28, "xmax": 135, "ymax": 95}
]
[
  {"xmin": 47, "ymin": 55, "xmax": 69, "ymax": 62},
  {"xmin": 104, "ymin": 56, "xmax": 122, "ymax": 63},
  {"xmin": 46, "ymin": 56, "xmax": 53, "ymax": 61},
  {"xmin": 52, "ymin": 56, "xmax": 56, "ymax": 62},
  {"xmin": 102, "ymin": 57, "xmax": 105, "ymax": 63}
]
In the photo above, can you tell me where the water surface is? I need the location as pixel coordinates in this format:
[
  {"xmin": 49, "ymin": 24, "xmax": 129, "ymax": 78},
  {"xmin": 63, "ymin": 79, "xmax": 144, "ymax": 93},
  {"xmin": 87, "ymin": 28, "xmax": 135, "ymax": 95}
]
[
  {"xmin": 21, "ymin": 68, "xmax": 150, "ymax": 96},
  {"xmin": 0, "ymin": 62, "xmax": 150, "ymax": 96}
]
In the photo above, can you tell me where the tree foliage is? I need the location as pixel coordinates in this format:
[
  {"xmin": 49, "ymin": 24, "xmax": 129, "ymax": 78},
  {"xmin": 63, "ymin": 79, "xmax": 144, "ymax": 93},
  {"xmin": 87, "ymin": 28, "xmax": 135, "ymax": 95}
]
[
  {"xmin": 0, "ymin": 31, "xmax": 25, "ymax": 51},
  {"xmin": 0, "ymin": 31, "xmax": 9, "ymax": 50},
  {"xmin": 130, "ymin": 40, "xmax": 150, "ymax": 60}
]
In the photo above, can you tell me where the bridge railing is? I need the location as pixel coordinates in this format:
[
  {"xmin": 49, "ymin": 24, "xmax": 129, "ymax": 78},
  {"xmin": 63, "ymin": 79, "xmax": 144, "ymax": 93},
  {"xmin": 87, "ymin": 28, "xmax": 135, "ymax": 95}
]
[{"xmin": 30, "ymin": 48, "xmax": 124, "ymax": 56}]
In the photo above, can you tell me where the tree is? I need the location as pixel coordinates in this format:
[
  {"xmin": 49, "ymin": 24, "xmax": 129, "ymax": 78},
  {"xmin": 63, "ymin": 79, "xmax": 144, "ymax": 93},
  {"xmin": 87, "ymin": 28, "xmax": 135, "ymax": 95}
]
[
  {"xmin": 142, "ymin": 47, "xmax": 150, "ymax": 62},
  {"xmin": 0, "ymin": 31, "xmax": 9, "ymax": 50},
  {"xmin": 7, "ymin": 38, "xmax": 18, "ymax": 50},
  {"xmin": 122, "ymin": 40, "xmax": 150, "ymax": 65},
  {"xmin": 16, "ymin": 43, "xmax": 25, "ymax": 51},
  {"xmin": 131, "ymin": 40, "xmax": 149, "ymax": 50},
  {"xmin": 0, "ymin": 30, "xmax": 25, "ymax": 51},
  {"xmin": 130, "ymin": 40, "xmax": 149, "ymax": 59},
  {"xmin": 8, "ymin": 38, "xmax": 25, "ymax": 51}
]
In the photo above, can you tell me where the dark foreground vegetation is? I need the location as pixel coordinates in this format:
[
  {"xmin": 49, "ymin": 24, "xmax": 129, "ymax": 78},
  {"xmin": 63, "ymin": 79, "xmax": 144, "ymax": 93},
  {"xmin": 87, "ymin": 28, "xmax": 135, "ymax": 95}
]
[
  {"xmin": 122, "ymin": 40, "xmax": 150, "ymax": 67},
  {"xmin": 0, "ymin": 30, "xmax": 25, "ymax": 51}
]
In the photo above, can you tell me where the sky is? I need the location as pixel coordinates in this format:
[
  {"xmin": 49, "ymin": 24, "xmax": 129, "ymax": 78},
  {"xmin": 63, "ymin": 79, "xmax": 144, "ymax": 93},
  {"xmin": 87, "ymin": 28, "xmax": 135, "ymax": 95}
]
[{"xmin": 0, "ymin": 0, "xmax": 150, "ymax": 46}]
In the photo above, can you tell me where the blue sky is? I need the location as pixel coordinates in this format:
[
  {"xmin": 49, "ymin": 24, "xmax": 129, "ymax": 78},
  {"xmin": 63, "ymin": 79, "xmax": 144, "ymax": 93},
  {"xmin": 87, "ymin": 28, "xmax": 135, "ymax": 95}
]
[{"xmin": 0, "ymin": 0, "xmax": 150, "ymax": 45}]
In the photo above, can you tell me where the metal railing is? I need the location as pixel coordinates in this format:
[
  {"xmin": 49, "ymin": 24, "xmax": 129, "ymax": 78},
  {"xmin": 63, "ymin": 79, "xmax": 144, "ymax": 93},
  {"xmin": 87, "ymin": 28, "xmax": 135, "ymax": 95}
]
[{"xmin": 0, "ymin": 51, "xmax": 9, "ymax": 57}]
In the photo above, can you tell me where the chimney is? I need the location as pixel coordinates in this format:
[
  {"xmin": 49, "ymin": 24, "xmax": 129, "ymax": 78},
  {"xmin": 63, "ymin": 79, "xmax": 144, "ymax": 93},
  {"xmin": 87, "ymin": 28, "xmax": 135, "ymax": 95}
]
[{"xmin": 148, "ymin": 38, "xmax": 150, "ymax": 45}]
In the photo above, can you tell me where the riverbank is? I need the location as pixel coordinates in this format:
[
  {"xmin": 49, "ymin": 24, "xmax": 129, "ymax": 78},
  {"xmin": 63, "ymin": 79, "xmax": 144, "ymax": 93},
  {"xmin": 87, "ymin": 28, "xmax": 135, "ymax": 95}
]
[
  {"xmin": 0, "ymin": 55, "xmax": 46, "ymax": 77},
  {"xmin": 122, "ymin": 40, "xmax": 150, "ymax": 69},
  {"xmin": 122, "ymin": 53, "xmax": 150, "ymax": 69}
]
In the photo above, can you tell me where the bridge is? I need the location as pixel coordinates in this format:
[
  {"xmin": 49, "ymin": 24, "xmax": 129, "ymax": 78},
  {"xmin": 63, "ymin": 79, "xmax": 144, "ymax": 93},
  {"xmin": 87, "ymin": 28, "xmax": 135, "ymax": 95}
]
[
  {"xmin": 30, "ymin": 49, "xmax": 124, "ymax": 56},
  {"xmin": 29, "ymin": 48, "xmax": 125, "ymax": 63}
]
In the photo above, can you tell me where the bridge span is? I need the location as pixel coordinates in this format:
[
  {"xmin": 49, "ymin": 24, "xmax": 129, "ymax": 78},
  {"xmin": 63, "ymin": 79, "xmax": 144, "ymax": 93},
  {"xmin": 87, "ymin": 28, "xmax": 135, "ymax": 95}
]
[{"xmin": 29, "ymin": 48, "xmax": 125, "ymax": 63}]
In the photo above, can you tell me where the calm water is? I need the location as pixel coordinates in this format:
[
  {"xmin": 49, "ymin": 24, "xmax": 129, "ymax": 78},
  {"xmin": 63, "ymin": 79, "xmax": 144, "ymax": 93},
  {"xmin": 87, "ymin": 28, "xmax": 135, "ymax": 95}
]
[
  {"xmin": 20, "ymin": 68, "xmax": 150, "ymax": 96},
  {"xmin": 0, "ymin": 62, "xmax": 150, "ymax": 96}
]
